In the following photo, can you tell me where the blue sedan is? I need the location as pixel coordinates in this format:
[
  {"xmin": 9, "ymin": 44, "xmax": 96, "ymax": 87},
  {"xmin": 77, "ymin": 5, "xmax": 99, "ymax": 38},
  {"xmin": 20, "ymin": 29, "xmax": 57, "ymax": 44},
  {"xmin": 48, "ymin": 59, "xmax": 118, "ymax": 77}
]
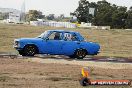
[{"xmin": 14, "ymin": 30, "xmax": 100, "ymax": 59}]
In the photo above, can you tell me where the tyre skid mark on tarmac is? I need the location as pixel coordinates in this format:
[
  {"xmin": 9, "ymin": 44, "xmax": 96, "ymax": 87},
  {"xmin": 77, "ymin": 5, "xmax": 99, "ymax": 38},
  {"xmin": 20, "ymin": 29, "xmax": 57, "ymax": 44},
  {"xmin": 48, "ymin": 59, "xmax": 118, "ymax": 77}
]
[
  {"xmin": 0, "ymin": 54, "xmax": 132, "ymax": 63},
  {"xmin": 0, "ymin": 54, "xmax": 132, "ymax": 69},
  {"xmin": 34, "ymin": 55, "xmax": 132, "ymax": 63},
  {"xmin": 27, "ymin": 57, "xmax": 132, "ymax": 69}
]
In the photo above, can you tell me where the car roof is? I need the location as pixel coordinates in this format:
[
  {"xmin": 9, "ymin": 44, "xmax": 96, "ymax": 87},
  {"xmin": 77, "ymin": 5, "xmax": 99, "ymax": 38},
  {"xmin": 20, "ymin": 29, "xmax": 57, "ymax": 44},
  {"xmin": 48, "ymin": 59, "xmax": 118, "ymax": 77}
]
[{"xmin": 47, "ymin": 30, "xmax": 77, "ymax": 33}]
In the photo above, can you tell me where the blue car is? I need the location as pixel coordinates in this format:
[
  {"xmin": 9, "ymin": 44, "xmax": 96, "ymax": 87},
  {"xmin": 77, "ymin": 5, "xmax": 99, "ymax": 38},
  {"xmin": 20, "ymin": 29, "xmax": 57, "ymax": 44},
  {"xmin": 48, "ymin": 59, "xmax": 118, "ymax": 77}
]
[{"xmin": 14, "ymin": 30, "xmax": 100, "ymax": 59}]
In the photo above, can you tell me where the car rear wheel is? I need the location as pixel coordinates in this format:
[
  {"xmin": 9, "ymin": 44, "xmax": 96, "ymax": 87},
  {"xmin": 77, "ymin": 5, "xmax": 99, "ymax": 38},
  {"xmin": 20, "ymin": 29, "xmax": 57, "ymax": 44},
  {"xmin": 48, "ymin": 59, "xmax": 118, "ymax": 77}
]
[
  {"xmin": 23, "ymin": 45, "xmax": 37, "ymax": 56},
  {"xmin": 75, "ymin": 49, "xmax": 87, "ymax": 59}
]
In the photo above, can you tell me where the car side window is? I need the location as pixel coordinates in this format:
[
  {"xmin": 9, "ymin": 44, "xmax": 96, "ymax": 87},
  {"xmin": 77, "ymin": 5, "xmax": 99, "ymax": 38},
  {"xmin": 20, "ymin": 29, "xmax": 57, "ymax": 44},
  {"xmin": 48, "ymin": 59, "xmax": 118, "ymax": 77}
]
[
  {"xmin": 48, "ymin": 32, "xmax": 62, "ymax": 40},
  {"xmin": 64, "ymin": 33, "xmax": 78, "ymax": 41}
]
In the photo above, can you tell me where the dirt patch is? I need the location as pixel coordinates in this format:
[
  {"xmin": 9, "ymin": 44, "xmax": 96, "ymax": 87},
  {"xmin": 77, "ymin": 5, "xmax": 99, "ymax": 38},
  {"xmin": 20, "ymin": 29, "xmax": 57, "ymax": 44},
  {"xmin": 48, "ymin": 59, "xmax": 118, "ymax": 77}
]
[{"xmin": 0, "ymin": 58, "xmax": 131, "ymax": 88}]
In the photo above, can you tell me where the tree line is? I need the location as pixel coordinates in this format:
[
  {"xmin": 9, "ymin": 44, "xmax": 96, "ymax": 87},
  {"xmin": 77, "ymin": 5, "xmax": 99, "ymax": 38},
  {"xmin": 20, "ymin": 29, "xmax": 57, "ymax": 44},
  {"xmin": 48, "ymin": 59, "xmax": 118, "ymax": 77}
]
[
  {"xmin": 71, "ymin": 0, "xmax": 132, "ymax": 29},
  {"xmin": 26, "ymin": 10, "xmax": 65, "ymax": 22}
]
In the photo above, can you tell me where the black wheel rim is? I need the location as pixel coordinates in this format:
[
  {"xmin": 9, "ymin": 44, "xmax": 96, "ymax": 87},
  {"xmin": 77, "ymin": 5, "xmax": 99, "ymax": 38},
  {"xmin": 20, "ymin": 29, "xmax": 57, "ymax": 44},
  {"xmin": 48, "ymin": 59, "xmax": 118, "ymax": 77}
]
[
  {"xmin": 26, "ymin": 46, "xmax": 36, "ymax": 56},
  {"xmin": 76, "ymin": 50, "xmax": 86, "ymax": 58}
]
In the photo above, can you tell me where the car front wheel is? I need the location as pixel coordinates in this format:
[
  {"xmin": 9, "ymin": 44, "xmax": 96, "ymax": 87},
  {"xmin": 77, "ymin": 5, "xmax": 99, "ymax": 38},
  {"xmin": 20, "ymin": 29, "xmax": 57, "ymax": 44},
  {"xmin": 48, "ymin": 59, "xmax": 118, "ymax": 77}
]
[
  {"xmin": 75, "ymin": 49, "xmax": 87, "ymax": 59},
  {"xmin": 23, "ymin": 45, "xmax": 37, "ymax": 56}
]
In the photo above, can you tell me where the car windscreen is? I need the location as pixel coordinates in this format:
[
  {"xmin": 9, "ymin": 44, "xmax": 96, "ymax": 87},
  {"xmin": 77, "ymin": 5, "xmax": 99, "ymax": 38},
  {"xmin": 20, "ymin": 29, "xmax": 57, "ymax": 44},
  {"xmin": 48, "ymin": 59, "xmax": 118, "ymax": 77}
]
[{"xmin": 37, "ymin": 31, "xmax": 49, "ymax": 39}]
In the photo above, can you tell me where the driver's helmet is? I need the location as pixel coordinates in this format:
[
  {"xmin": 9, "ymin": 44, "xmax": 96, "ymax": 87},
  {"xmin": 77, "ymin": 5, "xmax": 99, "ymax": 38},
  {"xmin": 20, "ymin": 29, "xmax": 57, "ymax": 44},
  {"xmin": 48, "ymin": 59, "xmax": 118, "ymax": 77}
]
[{"xmin": 54, "ymin": 32, "xmax": 60, "ymax": 40}]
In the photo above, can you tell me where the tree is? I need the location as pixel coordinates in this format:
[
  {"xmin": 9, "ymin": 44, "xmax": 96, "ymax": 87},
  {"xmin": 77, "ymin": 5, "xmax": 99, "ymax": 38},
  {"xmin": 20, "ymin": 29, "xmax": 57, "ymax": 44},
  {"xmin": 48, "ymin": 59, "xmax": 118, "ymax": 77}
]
[
  {"xmin": 59, "ymin": 14, "xmax": 65, "ymax": 19},
  {"xmin": 55, "ymin": 14, "xmax": 65, "ymax": 21},
  {"xmin": 72, "ymin": 0, "xmax": 90, "ymax": 23},
  {"xmin": 112, "ymin": 6, "xmax": 127, "ymax": 28},
  {"xmin": 2, "ymin": 13, "xmax": 9, "ymax": 19},
  {"xmin": 26, "ymin": 10, "xmax": 44, "ymax": 21},
  {"xmin": 94, "ymin": 0, "xmax": 112, "ymax": 26},
  {"xmin": 46, "ymin": 14, "xmax": 55, "ymax": 20},
  {"xmin": 125, "ymin": 6, "xmax": 132, "ymax": 28},
  {"xmin": 72, "ymin": 0, "xmax": 131, "ymax": 29}
]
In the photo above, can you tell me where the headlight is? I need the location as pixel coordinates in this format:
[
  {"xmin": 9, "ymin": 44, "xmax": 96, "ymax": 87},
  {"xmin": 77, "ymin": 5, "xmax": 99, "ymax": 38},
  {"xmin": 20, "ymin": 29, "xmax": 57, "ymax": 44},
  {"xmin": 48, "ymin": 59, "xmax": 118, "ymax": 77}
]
[{"xmin": 14, "ymin": 41, "xmax": 19, "ymax": 48}]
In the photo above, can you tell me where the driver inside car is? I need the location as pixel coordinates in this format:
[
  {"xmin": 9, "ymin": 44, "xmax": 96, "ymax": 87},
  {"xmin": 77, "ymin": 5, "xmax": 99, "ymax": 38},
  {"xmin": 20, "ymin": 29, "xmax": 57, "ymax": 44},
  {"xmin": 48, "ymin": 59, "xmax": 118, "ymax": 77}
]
[{"xmin": 54, "ymin": 32, "xmax": 61, "ymax": 40}]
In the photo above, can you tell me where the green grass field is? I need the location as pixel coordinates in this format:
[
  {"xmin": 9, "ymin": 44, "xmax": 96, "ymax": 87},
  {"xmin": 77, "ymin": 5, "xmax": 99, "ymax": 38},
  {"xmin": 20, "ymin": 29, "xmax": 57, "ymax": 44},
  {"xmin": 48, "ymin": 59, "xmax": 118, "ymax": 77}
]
[{"xmin": 0, "ymin": 23, "xmax": 132, "ymax": 57}]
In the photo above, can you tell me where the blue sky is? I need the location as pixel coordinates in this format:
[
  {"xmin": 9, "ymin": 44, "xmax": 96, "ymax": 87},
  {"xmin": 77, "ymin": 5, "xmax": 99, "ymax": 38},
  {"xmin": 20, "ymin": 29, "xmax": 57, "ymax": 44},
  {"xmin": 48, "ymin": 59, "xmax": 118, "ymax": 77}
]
[{"xmin": 0, "ymin": 0, "xmax": 131, "ymax": 16}]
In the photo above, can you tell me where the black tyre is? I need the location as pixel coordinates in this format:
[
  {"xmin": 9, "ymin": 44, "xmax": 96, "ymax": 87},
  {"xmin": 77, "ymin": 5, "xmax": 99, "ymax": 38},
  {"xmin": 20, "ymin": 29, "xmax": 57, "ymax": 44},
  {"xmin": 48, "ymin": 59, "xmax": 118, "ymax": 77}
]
[
  {"xmin": 79, "ymin": 77, "xmax": 88, "ymax": 86},
  {"xmin": 80, "ymin": 77, "xmax": 91, "ymax": 86},
  {"xmin": 75, "ymin": 49, "xmax": 87, "ymax": 59},
  {"xmin": 23, "ymin": 45, "xmax": 37, "ymax": 56},
  {"xmin": 18, "ymin": 50, "xmax": 25, "ymax": 56}
]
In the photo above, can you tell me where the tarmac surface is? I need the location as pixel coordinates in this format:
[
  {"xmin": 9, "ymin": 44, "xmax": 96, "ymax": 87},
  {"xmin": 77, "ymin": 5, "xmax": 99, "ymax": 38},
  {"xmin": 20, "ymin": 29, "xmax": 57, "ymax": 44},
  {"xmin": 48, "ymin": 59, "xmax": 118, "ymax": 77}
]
[{"xmin": 0, "ymin": 53, "xmax": 132, "ymax": 69}]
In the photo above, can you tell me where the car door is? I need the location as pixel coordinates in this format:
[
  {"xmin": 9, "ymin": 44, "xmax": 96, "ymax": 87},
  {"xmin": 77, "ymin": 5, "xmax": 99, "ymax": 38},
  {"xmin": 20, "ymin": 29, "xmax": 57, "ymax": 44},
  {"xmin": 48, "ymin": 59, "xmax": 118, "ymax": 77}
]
[
  {"xmin": 44, "ymin": 32, "xmax": 63, "ymax": 54},
  {"xmin": 61, "ymin": 32, "xmax": 80, "ymax": 55}
]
